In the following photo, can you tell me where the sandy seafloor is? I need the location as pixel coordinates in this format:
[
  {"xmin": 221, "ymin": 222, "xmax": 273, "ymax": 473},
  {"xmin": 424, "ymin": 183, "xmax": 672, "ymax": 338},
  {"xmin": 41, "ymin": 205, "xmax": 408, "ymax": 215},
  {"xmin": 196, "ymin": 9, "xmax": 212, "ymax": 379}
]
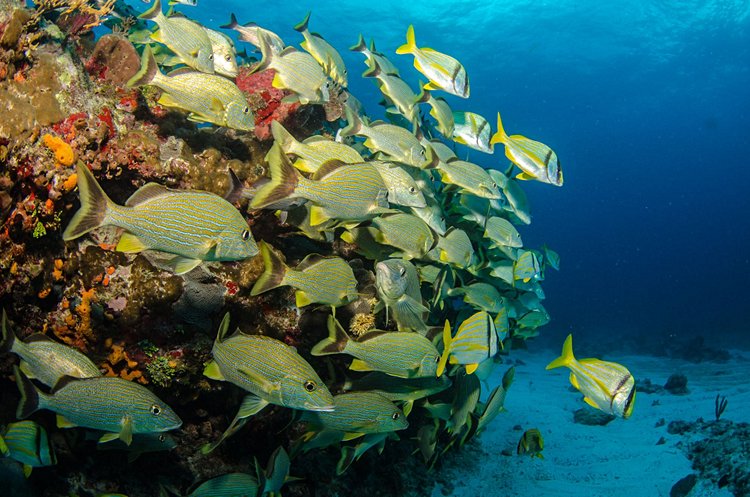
[{"xmin": 437, "ymin": 347, "xmax": 750, "ymax": 497}]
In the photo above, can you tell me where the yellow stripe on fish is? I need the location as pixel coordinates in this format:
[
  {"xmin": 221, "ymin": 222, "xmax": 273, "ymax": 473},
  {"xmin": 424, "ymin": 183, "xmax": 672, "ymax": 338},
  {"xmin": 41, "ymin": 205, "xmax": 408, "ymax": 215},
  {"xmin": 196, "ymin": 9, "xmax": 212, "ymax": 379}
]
[{"xmin": 294, "ymin": 12, "xmax": 348, "ymax": 87}]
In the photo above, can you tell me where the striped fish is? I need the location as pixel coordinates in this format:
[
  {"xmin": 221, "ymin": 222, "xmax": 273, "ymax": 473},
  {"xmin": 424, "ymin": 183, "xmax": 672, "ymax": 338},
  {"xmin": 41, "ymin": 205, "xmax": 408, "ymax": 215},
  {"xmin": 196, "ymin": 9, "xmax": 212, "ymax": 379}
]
[
  {"xmin": 304, "ymin": 392, "xmax": 407, "ymax": 436},
  {"xmin": 96, "ymin": 432, "xmax": 176, "ymax": 462},
  {"xmin": 369, "ymin": 212, "xmax": 436, "ymax": 260},
  {"xmin": 452, "ymin": 111, "xmax": 493, "ymax": 153},
  {"xmin": 0, "ymin": 421, "xmax": 56, "ymax": 477},
  {"xmin": 251, "ymin": 143, "xmax": 390, "ymax": 226},
  {"xmin": 250, "ymin": 240, "xmax": 358, "ymax": 307},
  {"xmin": 500, "ymin": 175, "xmax": 531, "ymax": 225},
  {"xmin": 139, "ymin": 0, "xmax": 213, "ymax": 73},
  {"xmin": 312, "ymin": 315, "xmax": 440, "ymax": 379},
  {"xmin": 409, "ymin": 186, "xmax": 446, "ymax": 235},
  {"xmin": 221, "ymin": 13, "xmax": 285, "ymax": 55},
  {"xmin": 491, "ymin": 112, "xmax": 563, "ymax": 186},
  {"xmin": 369, "ymin": 162, "xmax": 426, "ymax": 208},
  {"xmin": 271, "ymin": 120, "xmax": 363, "ymax": 174},
  {"xmin": 204, "ymin": 313, "xmax": 334, "ymax": 412},
  {"xmin": 447, "ymin": 282, "xmax": 505, "ymax": 314},
  {"xmin": 188, "ymin": 472, "xmax": 259, "ymax": 497},
  {"xmin": 344, "ymin": 372, "xmax": 451, "ymax": 416},
  {"xmin": 62, "ymin": 163, "xmax": 258, "ymax": 275},
  {"xmin": 256, "ymin": 31, "xmax": 330, "ymax": 104},
  {"xmin": 437, "ymin": 159, "xmax": 502, "ymax": 199},
  {"xmin": 341, "ymin": 108, "xmax": 432, "ymax": 169},
  {"xmin": 294, "ymin": 12, "xmax": 348, "ymax": 87},
  {"xmin": 395, "ymin": 25, "xmax": 469, "ymax": 98},
  {"xmin": 128, "ymin": 46, "xmax": 254, "ymax": 131},
  {"xmin": 437, "ymin": 312, "xmax": 498, "ymax": 376},
  {"xmin": 203, "ymin": 27, "xmax": 238, "ymax": 78},
  {"xmin": 14, "ymin": 366, "xmax": 182, "ymax": 446},
  {"xmin": 362, "ymin": 60, "xmax": 426, "ymax": 123},
  {"xmin": 1, "ymin": 309, "xmax": 100, "ymax": 387},
  {"xmin": 546, "ymin": 334, "xmax": 636, "ymax": 418},
  {"xmin": 428, "ymin": 139, "xmax": 458, "ymax": 163},
  {"xmin": 350, "ymin": 34, "xmax": 400, "ymax": 77},
  {"xmin": 484, "ymin": 217, "xmax": 523, "ymax": 249},
  {"xmin": 425, "ymin": 227, "xmax": 475, "ymax": 269},
  {"xmin": 375, "ymin": 259, "xmax": 428, "ymax": 334},
  {"xmin": 426, "ymin": 95, "xmax": 455, "ymax": 137},
  {"xmin": 514, "ymin": 250, "xmax": 541, "ymax": 283},
  {"xmin": 494, "ymin": 304, "xmax": 510, "ymax": 343}
]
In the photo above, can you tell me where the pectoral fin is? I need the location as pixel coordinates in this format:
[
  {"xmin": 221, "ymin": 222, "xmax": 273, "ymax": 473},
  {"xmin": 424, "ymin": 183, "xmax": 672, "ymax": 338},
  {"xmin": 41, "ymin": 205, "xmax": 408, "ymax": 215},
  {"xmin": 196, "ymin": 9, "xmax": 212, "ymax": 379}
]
[
  {"xmin": 349, "ymin": 359, "xmax": 375, "ymax": 372},
  {"xmin": 120, "ymin": 416, "xmax": 134, "ymax": 446},
  {"xmin": 465, "ymin": 363, "xmax": 479, "ymax": 374},
  {"xmin": 515, "ymin": 172, "xmax": 535, "ymax": 181},
  {"xmin": 23, "ymin": 464, "xmax": 32, "ymax": 478},
  {"xmin": 295, "ymin": 290, "xmax": 313, "ymax": 307},
  {"xmin": 99, "ymin": 432, "xmax": 119, "ymax": 443}
]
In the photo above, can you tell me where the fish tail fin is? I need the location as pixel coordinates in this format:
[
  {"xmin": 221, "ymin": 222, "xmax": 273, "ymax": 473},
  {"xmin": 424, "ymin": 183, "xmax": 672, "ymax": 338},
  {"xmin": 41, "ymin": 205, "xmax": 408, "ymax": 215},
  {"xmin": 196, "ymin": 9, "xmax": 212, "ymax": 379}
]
[
  {"xmin": 414, "ymin": 86, "xmax": 430, "ymax": 105},
  {"xmin": 341, "ymin": 107, "xmax": 363, "ymax": 137},
  {"xmin": 14, "ymin": 366, "xmax": 41, "ymax": 419},
  {"xmin": 250, "ymin": 241, "xmax": 288, "ymax": 296},
  {"xmin": 311, "ymin": 315, "xmax": 350, "ymax": 356},
  {"xmin": 139, "ymin": 0, "xmax": 162, "ymax": 20},
  {"xmin": 294, "ymin": 11, "xmax": 311, "ymax": 33},
  {"xmin": 436, "ymin": 319, "xmax": 452, "ymax": 376},
  {"xmin": 127, "ymin": 45, "xmax": 161, "ymax": 88},
  {"xmin": 361, "ymin": 58, "xmax": 381, "ymax": 78},
  {"xmin": 396, "ymin": 24, "xmax": 417, "ymax": 55},
  {"xmin": 271, "ymin": 121, "xmax": 299, "ymax": 155},
  {"xmin": 350, "ymin": 34, "xmax": 367, "ymax": 53},
  {"xmin": 220, "ymin": 13, "xmax": 239, "ymax": 30},
  {"xmin": 62, "ymin": 162, "xmax": 113, "ymax": 241},
  {"xmin": 490, "ymin": 112, "xmax": 509, "ymax": 146},
  {"xmin": 253, "ymin": 32, "xmax": 275, "ymax": 73},
  {"xmin": 0, "ymin": 309, "xmax": 15, "ymax": 353},
  {"xmin": 250, "ymin": 143, "xmax": 300, "ymax": 209},
  {"xmin": 545, "ymin": 334, "xmax": 575, "ymax": 370}
]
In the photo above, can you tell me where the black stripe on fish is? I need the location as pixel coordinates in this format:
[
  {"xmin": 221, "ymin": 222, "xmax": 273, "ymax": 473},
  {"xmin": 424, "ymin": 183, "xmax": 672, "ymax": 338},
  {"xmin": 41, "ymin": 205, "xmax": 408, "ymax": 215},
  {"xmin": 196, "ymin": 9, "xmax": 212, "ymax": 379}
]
[
  {"xmin": 610, "ymin": 373, "xmax": 632, "ymax": 410},
  {"xmin": 543, "ymin": 150, "xmax": 553, "ymax": 167}
]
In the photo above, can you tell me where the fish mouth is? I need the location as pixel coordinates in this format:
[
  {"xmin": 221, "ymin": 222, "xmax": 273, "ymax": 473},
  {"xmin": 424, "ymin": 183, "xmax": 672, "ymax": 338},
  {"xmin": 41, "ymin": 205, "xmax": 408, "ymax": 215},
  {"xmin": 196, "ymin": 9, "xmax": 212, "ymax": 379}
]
[{"xmin": 305, "ymin": 403, "xmax": 335, "ymax": 412}]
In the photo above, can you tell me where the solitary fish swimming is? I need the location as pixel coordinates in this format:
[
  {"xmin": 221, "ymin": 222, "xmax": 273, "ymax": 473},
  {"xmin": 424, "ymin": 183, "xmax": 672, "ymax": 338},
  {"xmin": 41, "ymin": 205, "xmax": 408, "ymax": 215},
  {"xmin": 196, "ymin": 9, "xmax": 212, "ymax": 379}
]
[
  {"xmin": 546, "ymin": 334, "xmax": 635, "ymax": 418},
  {"xmin": 62, "ymin": 163, "xmax": 258, "ymax": 275}
]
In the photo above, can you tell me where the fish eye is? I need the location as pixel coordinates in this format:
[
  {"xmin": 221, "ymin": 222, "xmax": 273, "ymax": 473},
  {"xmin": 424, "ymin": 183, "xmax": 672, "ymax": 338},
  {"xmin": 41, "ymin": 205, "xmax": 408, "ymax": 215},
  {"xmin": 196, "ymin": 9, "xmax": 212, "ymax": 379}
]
[
  {"xmin": 304, "ymin": 380, "xmax": 317, "ymax": 392},
  {"xmin": 434, "ymin": 355, "xmax": 440, "ymax": 363},
  {"xmin": 408, "ymin": 186, "xmax": 417, "ymax": 194},
  {"xmin": 492, "ymin": 182, "xmax": 497, "ymax": 188},
  {"xmin": 150, "ymin": 404, "xmax": 162, "ymax": 416},
  {"xmin": 158, "ymin": 434, "xmax": 166, "ymax": 442},
  {"xmin": 209, "ymin": 53, "xmax": 214, "ymax": 60},
  {"xmin": 243, "ymin": 107, "xmax": 250, "ymax": 114},
  {"xmin": 241, "ymin": 229, "xmax": 250, "ymax": 240},
  {"xmin": 398, "ymin": 266, "xmax": 406, "ymax": 276},
  {"xmin": 420, "ymin": 149, "xmax": 425, "ymax": 156},
  {"xmin": 392, "ymin": 412, "xmax": 400, "ymax": 421},
  {"xmin": 225, "ymin": 55, "xmax": 231, "ymax": 61}
]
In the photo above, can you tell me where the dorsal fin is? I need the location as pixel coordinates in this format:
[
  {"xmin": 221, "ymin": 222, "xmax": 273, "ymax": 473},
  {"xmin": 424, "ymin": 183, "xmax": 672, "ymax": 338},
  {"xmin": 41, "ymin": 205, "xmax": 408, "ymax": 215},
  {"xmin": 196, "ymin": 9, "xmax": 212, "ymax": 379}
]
[
  {"xmin": 51, "ymin": 375, "xmax": 79, "ymax": 393},
  {"xmin": 295, "ymin": 253, "xmax": 328, "ymax": 271},
  {"xmin": 312, "ymin": 159, "xmax": 349, "ymax": 180},
  {"xmin": 216, "ymin": 312, "xmax": 233, "ymax": 343},
  {"xmin": 25, "ymin": 333, "xmax": 55, "ymax": 343},
  {"xmin": 356, "ymin": 330, "xmax": 390, "ymax": 342},
  {"xmin": 279, "ymin": 46, "xmax": 297, "ymax": 56},
  {"xmin": 125, "ymin": 183, "xmax": 171, "ymax": 207}
]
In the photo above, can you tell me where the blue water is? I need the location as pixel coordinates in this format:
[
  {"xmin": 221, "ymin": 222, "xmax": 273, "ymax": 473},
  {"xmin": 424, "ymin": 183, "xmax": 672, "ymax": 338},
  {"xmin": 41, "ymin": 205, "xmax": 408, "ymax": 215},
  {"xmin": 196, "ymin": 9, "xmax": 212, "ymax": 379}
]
[{"xmin": 165, "ymin": 0, "xmax": 750, "ymax": 345}]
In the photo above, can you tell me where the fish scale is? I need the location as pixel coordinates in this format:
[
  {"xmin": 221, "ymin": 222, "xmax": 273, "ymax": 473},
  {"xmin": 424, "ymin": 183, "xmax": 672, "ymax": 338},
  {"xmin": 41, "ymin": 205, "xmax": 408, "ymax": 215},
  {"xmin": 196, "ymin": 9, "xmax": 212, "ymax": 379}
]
[
  {"xmin": 282, "ymin": 257, "xmax": 357, "ymax": 306},
  {"xmin": 312, "ymin": 392, "xmax": 407, "ymax": 433}
]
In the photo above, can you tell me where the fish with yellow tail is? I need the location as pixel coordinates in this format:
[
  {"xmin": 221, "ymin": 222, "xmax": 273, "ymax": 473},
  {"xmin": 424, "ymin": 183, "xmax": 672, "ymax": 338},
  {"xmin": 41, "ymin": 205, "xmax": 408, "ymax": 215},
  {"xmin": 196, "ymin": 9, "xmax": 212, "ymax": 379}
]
[
  {"xmin": 490, "ymin": 112, "xmax": 563, "ymax": 186},
  {"xmin": 294, "ymin": 11, "xmax": 348, "ymax": 87},
  {"xmin": 0, "ymin": 420, "xmax": 56, "ymax": 477},
  {"xmin": 546, "ymin": 334, "xmax": 635, "ymax": 418},
  {"xmin": 127, "ymin": 46, "xmax": 254, "ymax": 131},
  {"xmin": 437, "ymin": 312, "xmax": 499, "ymax": 377},
  {"xmin": 396, "ymin": 25, "xmax": 469, "ymax": 98},
  {"xmin": 250, "ymin": 240, "xmax": 358, "ymax": 308},
  {"xmin": 517, "ymin": 428, "xmax": 544, "ymax": 459},
  {"xmin": 62, "ymin": 163, "xmax": 258, "ymax": 275}
]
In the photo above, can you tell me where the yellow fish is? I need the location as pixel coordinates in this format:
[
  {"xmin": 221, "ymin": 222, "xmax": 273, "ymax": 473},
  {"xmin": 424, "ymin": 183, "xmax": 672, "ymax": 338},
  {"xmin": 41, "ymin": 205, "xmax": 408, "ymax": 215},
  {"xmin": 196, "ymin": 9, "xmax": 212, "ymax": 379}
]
[
  {"xmin": 490, "ymin": 112, "xmax": 563, "ymax": 186},
  {"xmin": 546, "ymin": 334, "xmax": 635, "ymax": 418},
  {"xmin": 517, "ymin": 428, "xmax": 544, "ymax": 459}
]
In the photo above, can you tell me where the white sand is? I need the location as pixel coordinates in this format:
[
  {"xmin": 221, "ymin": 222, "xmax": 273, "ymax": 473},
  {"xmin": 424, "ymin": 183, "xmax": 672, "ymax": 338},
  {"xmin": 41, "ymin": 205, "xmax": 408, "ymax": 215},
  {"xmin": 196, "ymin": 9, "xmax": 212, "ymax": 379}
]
[{"xmin": 440, "ymin": 348, "xmax": 750, "ymax": 497}]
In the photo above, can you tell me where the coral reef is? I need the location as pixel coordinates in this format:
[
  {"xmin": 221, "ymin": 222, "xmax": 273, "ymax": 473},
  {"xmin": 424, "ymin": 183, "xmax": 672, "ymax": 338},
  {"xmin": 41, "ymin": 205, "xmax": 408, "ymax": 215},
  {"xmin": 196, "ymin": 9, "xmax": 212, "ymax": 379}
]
[{"xmin": 664, "ymin": 373, "xmax": 690, "ymax": 395}]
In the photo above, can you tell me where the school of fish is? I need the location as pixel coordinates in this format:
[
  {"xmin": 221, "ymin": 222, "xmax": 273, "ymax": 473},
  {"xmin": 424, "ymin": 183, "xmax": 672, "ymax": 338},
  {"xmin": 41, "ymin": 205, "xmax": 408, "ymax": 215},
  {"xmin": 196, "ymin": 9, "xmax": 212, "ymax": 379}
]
[{"xmin": 0, "ymin": 1, "xmax": 638, "ymax": 494}]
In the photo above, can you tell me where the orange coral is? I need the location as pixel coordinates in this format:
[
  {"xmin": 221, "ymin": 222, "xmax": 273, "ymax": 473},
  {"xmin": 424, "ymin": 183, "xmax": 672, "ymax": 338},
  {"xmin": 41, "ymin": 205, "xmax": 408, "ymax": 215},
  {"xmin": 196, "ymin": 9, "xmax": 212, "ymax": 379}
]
[
  {"xmin": 62, "ymin": 173, "xmax": 77, "ymax": 191},
  {"xmin": 102, "ymin": 339, "xmax": 147, "ymax": 384},
  {"xmin": 75, "ymin": 288, "xmax": 95, "ymax": 340},
  {"xmin": 52, "ymin": 259, "xmax": 64, "ymax": 281},
  {"xmin": 42, "ymin": 134, "xmax": 75, "ymax": 167}
]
